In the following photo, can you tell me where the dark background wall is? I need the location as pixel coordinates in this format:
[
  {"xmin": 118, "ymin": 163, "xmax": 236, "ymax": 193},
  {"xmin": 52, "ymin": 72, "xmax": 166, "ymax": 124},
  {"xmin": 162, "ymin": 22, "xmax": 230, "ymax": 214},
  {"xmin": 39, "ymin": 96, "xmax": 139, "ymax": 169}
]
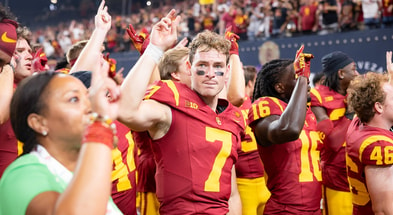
[{"xmin": 111, "ymin": 28, "xmax": 393, "ymax": 77}]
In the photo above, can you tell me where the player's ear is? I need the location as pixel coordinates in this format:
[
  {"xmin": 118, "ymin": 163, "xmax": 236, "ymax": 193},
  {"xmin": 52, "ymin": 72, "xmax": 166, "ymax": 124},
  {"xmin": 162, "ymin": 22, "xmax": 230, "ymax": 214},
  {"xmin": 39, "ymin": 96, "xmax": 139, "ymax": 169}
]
[
  {"xmin": 374, "ymin": 101, "xmax": 383, "ymax": 114},
  {"xmin": 338, "ymin": 69, "xmax": 344, "ymax": 79},
  {"xmin": 170, "ymin": 72, "xmax": 181, "ymax": 82},
  {"xmin": 274, "ymin": 82, "xmax": 285, "ymax": 94}
]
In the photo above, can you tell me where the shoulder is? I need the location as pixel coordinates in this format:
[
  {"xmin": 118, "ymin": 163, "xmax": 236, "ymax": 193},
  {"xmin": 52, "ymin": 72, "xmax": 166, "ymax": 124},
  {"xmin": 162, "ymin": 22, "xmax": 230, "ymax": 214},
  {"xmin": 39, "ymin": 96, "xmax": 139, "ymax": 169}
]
[
  {"xmin": 0, "ymin": 155, "xmax": 61, "ymax": 214},
  {"xmin": 358, "ymin": 131, "xmax": 393, "ymax": 166},
  {"xmin": 348, "ymin": 119, "xmax": 393, "ymax": 166},
  {"xmin": 248, "ymin": 96, "xmax": 286, "ymax": 126},
  {"xmin": 145, "ymin": 80, "xmax": 195, "ymax": 108}
]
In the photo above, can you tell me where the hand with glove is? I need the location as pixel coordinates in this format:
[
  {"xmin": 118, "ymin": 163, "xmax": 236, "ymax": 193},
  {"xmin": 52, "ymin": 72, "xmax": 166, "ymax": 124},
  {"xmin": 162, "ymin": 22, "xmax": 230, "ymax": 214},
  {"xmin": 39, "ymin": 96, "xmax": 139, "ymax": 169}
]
[
  {"xmin": 32, "ymin": 48, "xmax": 48, "ymax": 73},
  {"xmin": 224, "ymin": 26, "xmax": 240, "ymax": 56},
  {"xmin": 103, "ymin": 52, "xmax": 117, "ymax": 78},
  {"xmin": 293, "ymin": 45, "xmax": 314, "ymax": 80},
  {"xmin": 126, "ymin": 24, "xmax": 150, "ymax": 55}
]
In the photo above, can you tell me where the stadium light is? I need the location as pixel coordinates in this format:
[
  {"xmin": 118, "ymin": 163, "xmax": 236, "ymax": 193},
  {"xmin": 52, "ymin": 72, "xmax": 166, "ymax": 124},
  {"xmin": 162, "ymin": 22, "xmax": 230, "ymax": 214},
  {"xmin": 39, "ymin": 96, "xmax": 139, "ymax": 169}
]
[{"xmin": 146, "ymin": 0, "xmax": 151, "ymax": 6}]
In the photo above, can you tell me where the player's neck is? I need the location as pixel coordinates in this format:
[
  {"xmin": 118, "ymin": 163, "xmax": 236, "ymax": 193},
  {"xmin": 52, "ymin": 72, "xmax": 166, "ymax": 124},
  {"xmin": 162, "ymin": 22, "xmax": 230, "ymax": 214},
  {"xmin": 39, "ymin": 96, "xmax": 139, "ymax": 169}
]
[
  {"xmin": 366, "ymin": 116, "xmax": 392, "ymax": 131},
  {"xmin": 201, "ymin": 96, "xmax": 219, "ymax": 112}
]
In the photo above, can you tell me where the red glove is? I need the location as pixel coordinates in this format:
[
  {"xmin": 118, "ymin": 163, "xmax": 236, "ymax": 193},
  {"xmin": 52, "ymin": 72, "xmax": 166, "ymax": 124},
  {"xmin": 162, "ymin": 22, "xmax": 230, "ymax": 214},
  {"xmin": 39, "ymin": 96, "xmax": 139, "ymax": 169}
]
[
  {"xmin": 294, "ymin": 45, "xmax": 314, "ymax": 80},
  {"xmin": 225, "ymin": 26, "xmax": 240, "ymax": 56},
  {"xmin": 32, "ymin": 48, "xmax": 48, "ymax": 73},
  {"xmin": 103, "ymin": 53, "xmax": 117, "ymax": 78},
  {"xmin": 126, "ymin": 24, "xmax": 150, "ymax": 55}
]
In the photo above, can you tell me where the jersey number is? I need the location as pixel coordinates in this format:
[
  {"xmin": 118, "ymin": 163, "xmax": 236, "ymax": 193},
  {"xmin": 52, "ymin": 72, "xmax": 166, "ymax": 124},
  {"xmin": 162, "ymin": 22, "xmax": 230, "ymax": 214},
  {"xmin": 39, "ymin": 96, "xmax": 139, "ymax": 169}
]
[
  {"xmin": 299, "ymin": 130, "xmax": 322, "ymax": 182},
  {"xmin": 112, "ymin": 131, "xmax": 136, "ymax": 192},
  {"xmin": 240, "ymin": 109, "xmax": 258, "ymax": 152},
  {"xmin": 204, "ymin": 127, "xmax": 232, "ymax": 192},
  {"xmin": 346, "ymin": 154, "xmax": 370, "ymax": 205}
]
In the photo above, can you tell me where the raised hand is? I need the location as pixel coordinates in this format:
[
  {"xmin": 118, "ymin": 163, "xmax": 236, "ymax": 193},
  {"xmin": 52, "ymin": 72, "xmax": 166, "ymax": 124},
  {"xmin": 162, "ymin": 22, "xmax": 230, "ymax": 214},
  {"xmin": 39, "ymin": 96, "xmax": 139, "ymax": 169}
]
[
  {"xmin": 90, "ymin": 60, "xmax": 120, "ymax": 120},
  {"xmin": 32, "ymin": 48, "xmax": 48, "ymax": 73},
  {"xmin": 225, "ymin": 26, "xmax": 240, "ymax": 55},
  {"xmin": 149, "ymin": 9, "xmax": 181, "ymax": 52},
  {"xmin": 175, "ymin": 37, "xmax": 188, "ymax": 49},
  {"xmin": 126, "ymin": 24, "xmax": 150, "ymax": 55},
  {"xmin": 95, "ymin": 0, "xmax": 111, "ymax": 32},
  {"xmin": 294, "ymin": 45, "xmax": 314, "ymax": 80},
  {"xmin": 103, "ymin": 53, "xmax": 117, "ymax": 78}
]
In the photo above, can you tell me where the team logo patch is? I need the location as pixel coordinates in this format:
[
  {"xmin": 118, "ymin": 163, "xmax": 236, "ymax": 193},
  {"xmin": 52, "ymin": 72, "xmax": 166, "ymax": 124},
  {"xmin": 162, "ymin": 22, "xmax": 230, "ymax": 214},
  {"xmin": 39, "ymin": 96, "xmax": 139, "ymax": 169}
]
[
  {"xmin": 185, "ymin": 100, "xmax": 199, "ymax": 109},
  {"xmin": 216, "ymin": 117, "xmax": 222, "ymax": 125},
  {"xmin": 325, "ymin": 96, "xmax": 334, "ymax": 102}
]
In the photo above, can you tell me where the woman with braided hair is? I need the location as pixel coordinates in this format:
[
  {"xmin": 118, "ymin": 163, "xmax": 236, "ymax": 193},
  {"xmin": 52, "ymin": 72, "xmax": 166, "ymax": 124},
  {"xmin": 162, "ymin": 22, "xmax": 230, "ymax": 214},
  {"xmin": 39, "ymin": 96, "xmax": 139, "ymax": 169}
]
[{"xmin": 248, "ymin": 46, "xmax": 323, "ymax": 214}]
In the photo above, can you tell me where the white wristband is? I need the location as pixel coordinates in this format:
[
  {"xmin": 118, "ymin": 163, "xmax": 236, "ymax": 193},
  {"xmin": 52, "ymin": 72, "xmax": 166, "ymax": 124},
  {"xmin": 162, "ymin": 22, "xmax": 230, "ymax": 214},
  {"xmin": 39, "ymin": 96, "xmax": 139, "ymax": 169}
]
[{"xmin": 144, "ymin": 43, "xmax": 164, "ymax": 64}]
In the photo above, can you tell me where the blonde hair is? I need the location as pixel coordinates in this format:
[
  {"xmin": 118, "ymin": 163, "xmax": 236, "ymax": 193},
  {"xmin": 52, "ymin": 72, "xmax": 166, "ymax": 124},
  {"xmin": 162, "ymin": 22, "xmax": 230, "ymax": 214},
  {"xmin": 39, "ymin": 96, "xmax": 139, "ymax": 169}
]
[
  {"xmin": 66, "ymin": 40, "xmax": 88, "ymax": 63},
  {"xmin": 159, "ymin": 47, "xmax": 189, "ymax": 80}
]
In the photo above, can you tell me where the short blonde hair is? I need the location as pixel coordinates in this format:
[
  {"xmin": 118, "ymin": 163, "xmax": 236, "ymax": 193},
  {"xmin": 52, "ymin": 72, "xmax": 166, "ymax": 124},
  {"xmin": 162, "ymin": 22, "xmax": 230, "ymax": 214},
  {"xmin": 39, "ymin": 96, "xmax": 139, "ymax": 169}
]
[
  {"xmin": 66, "ymin": 40, "xmax": 88, "ymax": 63},
  {"xmin": 159, "ymin": 47, "xmax": 189, "ymax": 80}
]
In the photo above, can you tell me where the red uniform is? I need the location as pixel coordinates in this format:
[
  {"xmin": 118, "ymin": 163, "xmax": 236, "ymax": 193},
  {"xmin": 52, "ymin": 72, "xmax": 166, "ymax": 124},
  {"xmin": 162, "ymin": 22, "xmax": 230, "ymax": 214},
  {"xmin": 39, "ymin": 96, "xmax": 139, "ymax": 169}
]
[
  {"xmin": 0, "ymin": 120, "xmax": 18, "ymax": 178},
  {"xmin": 382, "ymin": 0, "xmax": 393, "ymax": 17},
  {"xmin": 236, "ymin": 96, "xmax": 265, "ymax": 178},
  {"xmin": 310, "ymin": 85, "xmax": 350, "ymax": 192},
  {"xmin": 248, "ymin": 96, "xmax": 323, "ymax": 214},
  {"xmin": 346, "ymin": 117, "xmax": 393, "ymax": 215},
  {"xmin": 111, "ymin": 121, "xmax": 138, "ymax": 215},
  {"xmin": 145, "ymin": 80, "xmax": 244, "ymax": 214},
  {"xmin": 299, "ymin": 4, "xmax": 318, "ymax": 31},
  {"xmin": 133, "ymin": 131, "xmax": 156, "ymax": 193}
]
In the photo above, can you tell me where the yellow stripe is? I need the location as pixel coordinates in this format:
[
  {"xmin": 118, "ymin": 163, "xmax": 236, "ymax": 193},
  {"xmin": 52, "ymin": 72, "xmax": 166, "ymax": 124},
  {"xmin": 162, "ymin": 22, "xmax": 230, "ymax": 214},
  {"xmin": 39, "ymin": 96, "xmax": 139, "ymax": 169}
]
[
  {"xmin": 310, "ymin": 88, "xmax": 322, "ymax": 104},
  {"xmin": 163, "ymin": 80, "xmax": 180, "ymax": 106},
  {"xmin": 329, "ymin": 108, "xmax": 346, "ymax": 121},
  {"xmin": 144, "ymin": 85, "xmax": 161, "ymax": 100},
  {"xmin": 359, "ymin": 135, "xmax": 393, "ymax": 162},
  {"xmin": 269, "ymin": 97, "xmax": 284, "ymax": 113}
]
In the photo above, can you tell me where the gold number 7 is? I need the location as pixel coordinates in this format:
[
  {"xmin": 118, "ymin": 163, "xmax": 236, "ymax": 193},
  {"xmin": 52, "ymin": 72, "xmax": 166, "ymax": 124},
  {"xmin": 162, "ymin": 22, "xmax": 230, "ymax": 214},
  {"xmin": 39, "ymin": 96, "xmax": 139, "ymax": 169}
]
[{"xmin": 204, "ymin": 127, "xmax": 233, "ymax": 192}]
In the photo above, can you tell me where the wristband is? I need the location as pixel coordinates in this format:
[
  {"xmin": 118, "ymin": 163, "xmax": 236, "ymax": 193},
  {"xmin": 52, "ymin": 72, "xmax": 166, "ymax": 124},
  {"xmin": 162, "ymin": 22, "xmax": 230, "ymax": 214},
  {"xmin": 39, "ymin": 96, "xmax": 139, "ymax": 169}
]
[
  {"xmin": 144, "ymin": 43, "xmax": 164, "ymax": 64},
  {"xmin": 83, "ymin": 113, "xmax": 118, "ymax": 148}
]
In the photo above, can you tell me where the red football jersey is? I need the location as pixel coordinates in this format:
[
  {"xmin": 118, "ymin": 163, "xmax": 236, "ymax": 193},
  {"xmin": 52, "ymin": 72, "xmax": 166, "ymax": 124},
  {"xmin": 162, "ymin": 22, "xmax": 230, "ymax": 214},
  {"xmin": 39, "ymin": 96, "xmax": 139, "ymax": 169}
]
[
  {"xmin": 0, "ymin": 119, "xmax": 18, "ymax": 178},
  {"xmin": 248, "ymin": 96, "xmax": 323, "ymax": 212},
  {"xmin": 133, "ymin": 131, "xmax": 157, "ymax": 193},
  {"xmin": 382, "ymin": 0, "xmax": 393, "ymax": 17},
  {"xmin": 111, "ymin": 121, "xmax": 138, "ymax": 215},
  {"xmin": 145, "ymin": 80, "xmax": 244, "ymax": 214},
  {"xmin": 310, "ymin": 85, "xmax": 350, "ymax": 191},
  {"xmin": 236, "ymin": 96, "xmax": 265, "ymax": 178},
  {"xmin": 346, "ymin": 117, "xmax": 393, "ymax": 215}
]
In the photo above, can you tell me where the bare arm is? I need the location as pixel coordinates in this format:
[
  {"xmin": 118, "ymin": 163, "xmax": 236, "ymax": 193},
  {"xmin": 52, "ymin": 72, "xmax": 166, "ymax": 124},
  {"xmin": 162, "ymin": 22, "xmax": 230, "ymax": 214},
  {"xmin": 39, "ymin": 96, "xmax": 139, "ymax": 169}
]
[
  {"xmin": 225, "ymin": 27, "xmax": 245, "ymax": 107},
  {"xmin": 69, "ymin": 1, "xmax": 112, "ymax": 74},
  {"xmin": 0, "ymin": 65, "xmax": 14, "ymax": 124},
  {"xmin": 254, "ymin": 76, "xmax": 309, "ymax": 146},
  {"xmin": 365, "ymin": 165, "xmax": 393, "ymax": 215},
  {"xmin": 227, "ymin": 166, "xmax": 242, "ymax": 215},
  {"xmin": 118, "ymin": 10, "xmax": 180, "ymax": 133},
  {"xmin": 227, "ymin": 54, "xmax": 245, "ymax": 107},
  {"xmin": 27, "ymin": 3, "xmax": 119, "ymax": 214}
]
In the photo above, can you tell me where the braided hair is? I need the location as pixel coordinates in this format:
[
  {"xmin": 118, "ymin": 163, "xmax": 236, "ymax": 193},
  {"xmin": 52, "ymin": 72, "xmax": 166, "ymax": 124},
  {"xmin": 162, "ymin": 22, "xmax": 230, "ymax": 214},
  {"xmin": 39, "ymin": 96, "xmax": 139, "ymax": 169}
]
[
  {"xmin": 253, "ymin": 59, "xmax": 292, "ymax": 102},
  {"xmin": 323, "ymin": 70, "xmax": 340, "ymax": 92}
]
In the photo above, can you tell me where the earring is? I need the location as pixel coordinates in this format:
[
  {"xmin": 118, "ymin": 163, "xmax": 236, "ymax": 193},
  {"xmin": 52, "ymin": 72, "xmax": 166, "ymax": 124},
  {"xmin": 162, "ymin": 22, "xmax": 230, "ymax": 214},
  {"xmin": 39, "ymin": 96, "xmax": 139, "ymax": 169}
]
[{"xmin": 42, "ymin": 131, "xmax": 48, "ymax": 136}]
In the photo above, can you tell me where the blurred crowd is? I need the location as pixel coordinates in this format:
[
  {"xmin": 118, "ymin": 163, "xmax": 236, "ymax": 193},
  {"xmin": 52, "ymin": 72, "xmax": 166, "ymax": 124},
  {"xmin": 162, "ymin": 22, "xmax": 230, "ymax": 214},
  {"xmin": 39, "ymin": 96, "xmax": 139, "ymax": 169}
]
[{"xmin": 12, "ymin": 0, "xmax": 393, "ymax": 61}]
